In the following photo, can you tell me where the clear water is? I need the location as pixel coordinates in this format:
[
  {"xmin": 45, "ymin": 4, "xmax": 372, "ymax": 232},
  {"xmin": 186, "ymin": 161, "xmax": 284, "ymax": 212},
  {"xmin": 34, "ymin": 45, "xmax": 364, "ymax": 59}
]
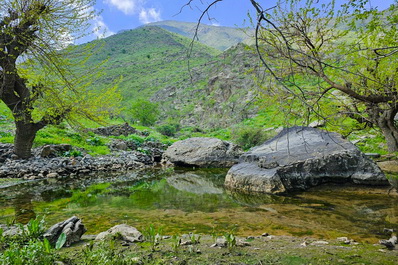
[{"xmin": 0, "ymin": 168, "xmax": 397, "ymax": 243}]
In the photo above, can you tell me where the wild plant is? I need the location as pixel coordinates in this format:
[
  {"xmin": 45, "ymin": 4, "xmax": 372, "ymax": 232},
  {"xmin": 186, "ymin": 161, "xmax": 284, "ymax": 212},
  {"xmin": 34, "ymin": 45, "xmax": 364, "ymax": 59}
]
[
  {"xmin": 224, "ymin": 230, "xmax": 236, "ymax": 251},
  {"xmin": 189, "ymin": 233, "xmax": 201, "ymax": 245},
  {"xmin": 170, "ymin": 234, "xmax": 181, "ymax": 253},
  {"xmin": 143, "ymin": 224, "xmax": 163, "ymax": 251}
]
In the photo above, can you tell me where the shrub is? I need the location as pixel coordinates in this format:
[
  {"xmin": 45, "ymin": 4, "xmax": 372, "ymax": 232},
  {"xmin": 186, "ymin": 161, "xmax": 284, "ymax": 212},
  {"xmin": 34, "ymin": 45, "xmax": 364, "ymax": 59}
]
[
  {"xmin": 231, "ymin": 126, "xmax": 271, "ymax": 150},
  {"xmin": 156, "ymin": 123, "xmax": 180, "ymax": 137}
]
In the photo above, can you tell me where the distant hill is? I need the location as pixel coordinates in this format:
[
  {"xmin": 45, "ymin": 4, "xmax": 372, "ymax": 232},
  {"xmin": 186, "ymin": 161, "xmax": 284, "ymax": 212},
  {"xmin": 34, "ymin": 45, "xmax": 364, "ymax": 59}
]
[
  {"xmin": 146, "ymin": 20, "xmax": 254, "ymax": 51},
  {"xmin": 70, "ymin": 24, "xmax": 261, "ymax": 129}
]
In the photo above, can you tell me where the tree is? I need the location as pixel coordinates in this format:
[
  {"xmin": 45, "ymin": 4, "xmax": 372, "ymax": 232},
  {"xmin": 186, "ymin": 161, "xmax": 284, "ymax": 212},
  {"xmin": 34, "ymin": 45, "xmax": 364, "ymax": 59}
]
[
  {"xmin": 249, "ymin": 0, "xmax": 398, "ymax": 151},
  {"xmin": 129, "ymin": 99, "xmax": 159, "ymax": 126},
  {"xmin": 187, "ymin": 0, "xmax": 398, "ymax": 152},
  {"xmin": 0, "ymin": 0, "xmax": 120, "ymax": 158}
]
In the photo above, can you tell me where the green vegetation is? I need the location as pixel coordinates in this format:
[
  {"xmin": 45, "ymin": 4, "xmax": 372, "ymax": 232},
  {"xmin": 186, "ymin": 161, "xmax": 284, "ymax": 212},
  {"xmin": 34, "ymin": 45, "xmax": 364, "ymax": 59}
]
[{"xmin": 129, "ymin": 100, "xmax": 160, "ymax": 126}]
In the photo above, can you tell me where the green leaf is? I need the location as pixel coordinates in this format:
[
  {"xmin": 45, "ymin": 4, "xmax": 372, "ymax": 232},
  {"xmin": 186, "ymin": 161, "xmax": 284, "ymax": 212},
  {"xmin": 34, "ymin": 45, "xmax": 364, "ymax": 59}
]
[
  {"xmin": 55, "ymin": 233, "xmax": 67, "ymax": 250},
  {"xmin": 43, "ymin": 238, "xmax": 52, "ymax": 253}
]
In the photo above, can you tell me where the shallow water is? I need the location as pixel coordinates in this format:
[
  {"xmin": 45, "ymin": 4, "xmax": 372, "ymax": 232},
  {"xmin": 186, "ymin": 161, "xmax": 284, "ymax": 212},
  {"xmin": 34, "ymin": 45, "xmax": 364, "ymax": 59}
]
[{"xmin": 0, "ymin": 168, "xmax": 397, "ymax": 243}]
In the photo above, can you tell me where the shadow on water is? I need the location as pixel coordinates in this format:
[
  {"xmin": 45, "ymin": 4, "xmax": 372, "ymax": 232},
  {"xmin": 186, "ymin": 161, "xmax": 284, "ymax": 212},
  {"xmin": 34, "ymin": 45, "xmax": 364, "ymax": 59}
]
[{"xmin": 0, "ymin": 168, "xmax": 397, "ymax": 242}]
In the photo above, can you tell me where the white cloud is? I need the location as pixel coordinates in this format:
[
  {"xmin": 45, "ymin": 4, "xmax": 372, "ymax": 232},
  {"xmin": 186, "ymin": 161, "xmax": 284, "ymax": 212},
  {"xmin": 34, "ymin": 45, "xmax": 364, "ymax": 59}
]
[
  {"xmin": 139, "ymin": 8, "xmax": 161, "ymax": 24},
  {"xmin": 93, "ymin": 15, "xmax": 115, "ymax": 38},
  {"xmin": 104, "ymin": 0, "xmax": 142, "ymax": 15},
  {"xmin": 104, "ymin": 0, "xmax": 162, "ymax": 24}
]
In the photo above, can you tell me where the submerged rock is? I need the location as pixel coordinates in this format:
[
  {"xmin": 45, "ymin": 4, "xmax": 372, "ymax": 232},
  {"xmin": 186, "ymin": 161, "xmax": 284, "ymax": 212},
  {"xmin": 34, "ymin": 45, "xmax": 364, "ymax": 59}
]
[
  {"xmin": 225, "ymin": 127, "xmax": 388, "ymax": 194},
  {"xmin": 96, "ymin": 224, "xmax": 143, "ymax": 243},
  {"xmin": 43, "ymin": 216, "xmax": 87, "ymax": 247},
  {"xmin": 163, "ymin": 137, "xmax": 243, "ymax": 168}
]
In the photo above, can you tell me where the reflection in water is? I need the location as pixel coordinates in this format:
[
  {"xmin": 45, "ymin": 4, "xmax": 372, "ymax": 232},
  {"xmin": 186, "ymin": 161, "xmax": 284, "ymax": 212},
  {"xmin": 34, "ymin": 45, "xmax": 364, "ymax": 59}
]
[
  {"xmin": 14, "ymin": 193, "xmax": 36, "ymax": 224},
  {"xmin": 0, "ymin": 168, "xmax": 397, "ymax": 242}
]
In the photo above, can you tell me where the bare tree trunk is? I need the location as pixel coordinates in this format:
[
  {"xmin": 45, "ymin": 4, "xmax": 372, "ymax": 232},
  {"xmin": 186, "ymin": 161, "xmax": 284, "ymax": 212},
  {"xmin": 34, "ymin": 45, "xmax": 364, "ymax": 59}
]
[
  {"xmin": 13, "ymin": 121, "xmax": 39, "ymax": 159},
  {"xmin": 370, "ymin": 106, "xmax": 398, "ymax": 152},
  {"xmin": 380, "ymin": 123, "xmax": 398, "ymax": 152}
]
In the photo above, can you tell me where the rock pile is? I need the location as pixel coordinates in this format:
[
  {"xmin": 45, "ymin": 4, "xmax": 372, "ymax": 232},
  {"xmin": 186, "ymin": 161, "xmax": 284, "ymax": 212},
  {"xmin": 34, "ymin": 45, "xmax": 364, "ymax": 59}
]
[
  {"xmin": 93, "ymin": 123, "xmax": 138, "ymax": 137},
  {"xmin": 0, "ymin": 144, "xmax": 157, "ymax": 179}
]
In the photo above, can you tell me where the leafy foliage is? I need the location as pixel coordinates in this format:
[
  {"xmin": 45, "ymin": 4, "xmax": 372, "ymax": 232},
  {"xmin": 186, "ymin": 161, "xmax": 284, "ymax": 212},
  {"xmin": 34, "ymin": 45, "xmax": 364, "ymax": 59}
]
[{"xmin": 129, "ymin": 100, "xmax": 159, "ymax": 126}]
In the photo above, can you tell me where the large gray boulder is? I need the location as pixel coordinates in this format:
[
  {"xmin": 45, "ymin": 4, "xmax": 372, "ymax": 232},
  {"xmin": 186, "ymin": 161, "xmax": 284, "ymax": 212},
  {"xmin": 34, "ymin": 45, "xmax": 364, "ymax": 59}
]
[
  {"xmin": 163, "ymin": 137, "xmax": 243, "ymax": 167},
  {"xmin": 225, "ymin": 127, "xmax": 388, "ymax": 194}
]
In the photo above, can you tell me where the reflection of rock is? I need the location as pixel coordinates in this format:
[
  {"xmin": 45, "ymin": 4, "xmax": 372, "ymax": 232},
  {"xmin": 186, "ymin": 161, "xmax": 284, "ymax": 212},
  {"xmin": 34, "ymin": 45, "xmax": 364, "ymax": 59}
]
[
  {"xmin": 163, "ymin": 137, "xmax": 243, "ymax": 168},
  {"xmin": 167, "ymin": 172, "xmax": 223, "ymax": 194},
  {"xmin": 44, "ymin": 216, "xmax": 87, "ymax": 247},
  {"xmin": 96, "ymin": 224, "xmax": 143, "ymax": 243},
  {"xmin": 226, "ymin": 127, "xmax": 388, "ymax": 194},
  {"xmin": 226, "ymin": 190, "xmax": 288, "ymax": 206}
]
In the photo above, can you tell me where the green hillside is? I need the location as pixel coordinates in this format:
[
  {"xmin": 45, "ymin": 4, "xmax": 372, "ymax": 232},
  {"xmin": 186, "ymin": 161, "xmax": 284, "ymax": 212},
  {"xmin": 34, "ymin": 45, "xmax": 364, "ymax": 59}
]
[
  {"xmin": 71, "ymin": 26, "xmax": 220, "ymax": 101},
  {"xmin": 70, "ymin": 24, "xmax": 261, "ymax": 129},
  {"xmin": 147, "ymin": 20, "xmax": 254, "ymax": 51}
]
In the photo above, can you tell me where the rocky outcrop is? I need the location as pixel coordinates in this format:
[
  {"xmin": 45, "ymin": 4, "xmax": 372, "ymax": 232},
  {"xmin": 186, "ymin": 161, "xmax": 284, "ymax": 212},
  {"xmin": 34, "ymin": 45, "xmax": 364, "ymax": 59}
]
[
  {"xmin": 96, "ymin": 224, "xmax": 143, "ymax": 243},
  {"xmin": 43, "ymin": 216, "xmax": 86, "ymax": 247},
  {"xmin": 225, "ymin": 127, "xmax": 388, "ymax": 194},
  {"xmin": 163, "ymin": 137, "xmax": 243, "ymax": 168},
  {"xmin": 93, "ymin": 123, "xmax": 138, "ymax": 137}
]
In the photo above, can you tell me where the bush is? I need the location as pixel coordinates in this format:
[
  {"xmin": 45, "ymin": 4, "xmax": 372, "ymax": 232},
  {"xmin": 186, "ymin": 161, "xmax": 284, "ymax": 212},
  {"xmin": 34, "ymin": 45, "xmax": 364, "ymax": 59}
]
[
  {"xmin": 129, "ymin": 100, "xmax": 159, "ymax": 126},
  {"xmin": 231, "ymin": 126, "xmax": 271, "ymax": 150},
  {"xmin": 156, "ymin": 124, "xmax": 180, "ymax": 137}
]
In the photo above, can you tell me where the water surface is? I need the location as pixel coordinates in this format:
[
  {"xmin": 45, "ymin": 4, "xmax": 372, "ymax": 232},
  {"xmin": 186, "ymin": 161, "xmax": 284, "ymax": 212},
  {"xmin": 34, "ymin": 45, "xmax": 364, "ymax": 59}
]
[{"xmin": 0, "ymin": 168, "xmax": 396, "ymax": 243}]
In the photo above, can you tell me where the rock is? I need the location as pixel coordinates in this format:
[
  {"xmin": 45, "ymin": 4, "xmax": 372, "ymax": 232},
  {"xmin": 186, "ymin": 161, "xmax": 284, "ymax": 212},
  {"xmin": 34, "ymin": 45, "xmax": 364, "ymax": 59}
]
[
  {"xmin": 311, "ymin": 240, "xmax": 329, "ymax": 245},
  {"xmin": 46, "ymin": 172, "xmax": 59, "ymax": 178},
  {"xmin": 380, "ymin": 236, "xmax": 397, "ymax": 250},
  {"xmin": 108, "ymin": 140, "xmax": 128, "ymax": 151},
  {"xmin": 308, "ymin": 120, "xmax": 325, "ymax": 128},
  {"xmin": 225, "ymin": 127, "xmax": 388, "ymax": 194},
  {"xmin": 211, "ymin": 237, "xmax": 227, "ymax": 247},
  {"xmin": 96, "ymin": 224, "xmax": 143, "ymax": 243},
  {"xmin": 93, "ymin": 123, "xmax": 137, "ymax": 137},
  {"xmin": 163, "ymin": 137, "xmax": 243, "ymax": 168},
  {"xmin": 39, "ymin": 144, "xmax": 72, "ymax": 158},
  {"xmin": 43, "ymin": 216, "xmax": 87, "ymax": 247},
  {"xmin": 377, "ymin": 160, "xmax": 398, "ymax": 174}
]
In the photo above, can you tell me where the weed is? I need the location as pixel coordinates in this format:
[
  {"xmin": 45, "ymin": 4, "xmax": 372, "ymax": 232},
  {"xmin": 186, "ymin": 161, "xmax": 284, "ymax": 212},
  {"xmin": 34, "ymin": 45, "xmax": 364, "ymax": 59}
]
[
  {"xmin": 86, "ymin": 136, "xmax": 103, "ymax": 146},
  {"xmin": 62, "ymin": 149, "xmax": 83, "ymax": 157},
  {"xmin": 189, "ymin": 233, "xmax": 201, "ymax": 245},
  {"xmin": 224, "ymin": 230, "xmax": 237, "ymax": 251},
  {"xmin": 143, "ymin": 224, "xmax": 163, "ymax": 251},
  {"xmin": 170, "ymin": 234, "xmax": 181, "ymax": 253},
  {"xmin": 20, "ymin": 217, "xmax": 46, "ymax": 240}
]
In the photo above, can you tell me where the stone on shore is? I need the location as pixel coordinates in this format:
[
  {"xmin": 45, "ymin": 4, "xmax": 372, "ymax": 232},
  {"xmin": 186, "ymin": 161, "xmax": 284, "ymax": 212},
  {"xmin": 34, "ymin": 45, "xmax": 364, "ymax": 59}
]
[
  {"xmin": 96, "ymin": 224, "xmax": 143, "ymax": 243},
  {"xmin": 43, "ymin": 216, "xmax": 87, "ymax": 247}
]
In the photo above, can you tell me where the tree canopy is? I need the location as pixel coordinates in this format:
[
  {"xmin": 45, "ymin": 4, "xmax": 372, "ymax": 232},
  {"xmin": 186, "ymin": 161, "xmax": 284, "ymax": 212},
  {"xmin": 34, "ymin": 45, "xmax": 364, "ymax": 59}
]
[
  {"xmin": 251, "ymin": 0, "xmax": 398, "ymax": 151},
  {"xmin": 0, "ymin": 0, "xmax": 121, "ymax": 158}
]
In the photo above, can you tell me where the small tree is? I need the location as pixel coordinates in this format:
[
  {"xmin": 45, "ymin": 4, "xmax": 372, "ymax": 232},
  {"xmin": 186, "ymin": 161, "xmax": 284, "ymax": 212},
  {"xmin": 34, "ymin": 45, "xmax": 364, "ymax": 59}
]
[
  {"xmin": 0, "ymin": 0, "xmax": 121, "ymax": 158},
  {"xmin": 129, "ymin": 99, "xmax": 159, "ymax": 126}
]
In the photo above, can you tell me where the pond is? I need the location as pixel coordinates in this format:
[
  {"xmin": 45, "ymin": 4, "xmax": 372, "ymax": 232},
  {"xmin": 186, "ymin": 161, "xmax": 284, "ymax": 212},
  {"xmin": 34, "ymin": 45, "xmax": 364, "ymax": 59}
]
[{"xmin": 0, "ymin": 168, "xmax": 397, "ymax": 243}]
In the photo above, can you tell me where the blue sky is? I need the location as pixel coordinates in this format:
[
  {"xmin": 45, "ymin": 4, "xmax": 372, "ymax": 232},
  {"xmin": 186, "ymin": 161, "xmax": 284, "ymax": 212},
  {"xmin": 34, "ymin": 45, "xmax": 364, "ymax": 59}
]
[{"xmin": 90, "ymin": 0, "xmax": 396, "ymax": 40}]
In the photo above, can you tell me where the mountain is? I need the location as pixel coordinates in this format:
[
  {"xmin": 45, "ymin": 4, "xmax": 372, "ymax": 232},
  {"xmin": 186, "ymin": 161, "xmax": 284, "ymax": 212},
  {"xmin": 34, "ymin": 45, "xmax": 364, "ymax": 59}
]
[
  {"xmin": 146, "ymin": 20, "xmax": 254, "ymax": 51},
  {"xmin": 72, "ymin": 24, "xmax": 261, "ymax": 129}
]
